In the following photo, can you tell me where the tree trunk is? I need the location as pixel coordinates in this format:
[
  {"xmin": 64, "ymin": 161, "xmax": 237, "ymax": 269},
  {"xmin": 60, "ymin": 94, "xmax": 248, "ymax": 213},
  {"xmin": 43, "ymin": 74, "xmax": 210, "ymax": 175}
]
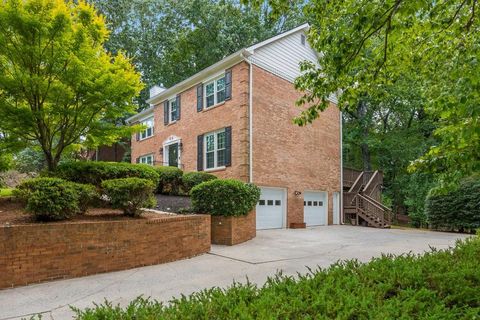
[{"xmin": 357, "ymin": 100, "xmax": 372, "ymax": 172}]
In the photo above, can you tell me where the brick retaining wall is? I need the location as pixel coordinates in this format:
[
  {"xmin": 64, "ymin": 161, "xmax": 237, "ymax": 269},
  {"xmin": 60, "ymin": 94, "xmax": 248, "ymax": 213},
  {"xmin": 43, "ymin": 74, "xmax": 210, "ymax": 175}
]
[
  {"xmin": 0, "ymin": 214, "xmax": 210, "ymax": 289},
  {"xmin": 211, "ymin": 211, "xmax": 256, "ymax": 245}
]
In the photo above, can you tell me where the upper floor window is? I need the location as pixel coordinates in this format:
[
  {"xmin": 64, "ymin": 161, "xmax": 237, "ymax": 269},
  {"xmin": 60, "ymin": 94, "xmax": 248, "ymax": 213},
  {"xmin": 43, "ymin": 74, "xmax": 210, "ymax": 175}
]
[
  {"xmin": 204, "ymin": 128, "xmax": 226, "ymax": 170},
  {"xmin": 139, "ymin": 117, "xmax": 154, "ymax": 140},
  {"xmin": 204, "ymin": 75, "xmax": 226, "ymax": 109},
  {"xmin": 138, "ymin": 154, "xmax": 154, "ymax": 165},
  {"xmin": 169, "ymin": 98, "xmax": 178, "ymax": 123}
]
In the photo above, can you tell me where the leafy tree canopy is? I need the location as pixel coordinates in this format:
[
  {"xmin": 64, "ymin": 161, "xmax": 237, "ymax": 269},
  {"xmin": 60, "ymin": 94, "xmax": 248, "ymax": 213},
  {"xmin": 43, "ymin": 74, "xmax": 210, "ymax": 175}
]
[
  {"xmin": 0, "ymin": 0, "xmax": 143, "ymax": 170},
  {"xmin": 247, "ymin": 0, "xmax": 480, "ymax": 186}
]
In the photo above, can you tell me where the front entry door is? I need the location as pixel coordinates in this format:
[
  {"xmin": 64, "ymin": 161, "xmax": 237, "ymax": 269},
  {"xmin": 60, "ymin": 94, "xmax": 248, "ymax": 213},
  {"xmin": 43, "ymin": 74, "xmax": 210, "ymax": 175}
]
[{"xmin": 168, "ymin": 143, "xmax": 179, "ymax": 167}]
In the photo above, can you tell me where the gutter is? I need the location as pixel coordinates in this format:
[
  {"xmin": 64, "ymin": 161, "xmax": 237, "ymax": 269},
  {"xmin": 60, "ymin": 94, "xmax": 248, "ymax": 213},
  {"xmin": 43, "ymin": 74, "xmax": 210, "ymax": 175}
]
[
  {"xmin": 340, "ymin": 110, "xmax": 344, "ymax": 224},
  {"xmin": 243, "ymin": 53, "xmax": 254, "ymax": 183}
]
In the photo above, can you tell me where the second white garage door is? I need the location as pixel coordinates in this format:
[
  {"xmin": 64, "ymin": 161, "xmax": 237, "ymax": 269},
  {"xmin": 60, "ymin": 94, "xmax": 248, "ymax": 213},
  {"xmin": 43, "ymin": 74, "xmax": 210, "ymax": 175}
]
[
  {"xmin": 256, "ymin": 188, "xmax": 285, "ymax": 229},
  {"xmin": 304, "ymin": 191, "xmax": 328, "ymax": 226}
]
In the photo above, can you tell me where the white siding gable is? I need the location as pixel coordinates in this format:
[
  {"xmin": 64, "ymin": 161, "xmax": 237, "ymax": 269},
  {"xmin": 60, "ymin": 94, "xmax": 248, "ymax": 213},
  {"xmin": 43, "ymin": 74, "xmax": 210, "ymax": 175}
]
[{"xmin": 248, "ymin": 30, "xmax": 319, "ymax": 83}]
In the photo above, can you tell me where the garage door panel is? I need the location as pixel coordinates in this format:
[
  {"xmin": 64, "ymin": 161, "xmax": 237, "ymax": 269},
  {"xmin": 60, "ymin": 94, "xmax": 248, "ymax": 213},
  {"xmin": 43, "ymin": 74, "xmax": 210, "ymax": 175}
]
[
  {"xmin": 256, "ymin": 188, "xmax": 284, "ymax": 230},
  {"xmin": 304, "ymin": 191, "xmax": 327, "ymax": 226}
]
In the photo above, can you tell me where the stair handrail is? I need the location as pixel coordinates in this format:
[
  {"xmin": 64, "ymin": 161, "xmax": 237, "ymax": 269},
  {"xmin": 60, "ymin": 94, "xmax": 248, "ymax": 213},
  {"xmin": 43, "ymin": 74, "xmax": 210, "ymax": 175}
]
[
  {"xmin": 362, "ymin": 194, "xmax": 392, "ymax": 213},
  {"xmin": 348, "ymin": 172, "xmax": 364, "ymax": 193},
  {"xmin": 357, "ymin": 193, "xmax": 392, "ymax": 225},
  {"xmin": 363, "ymin": 170, "xmax": 380, "ymax": 196}
]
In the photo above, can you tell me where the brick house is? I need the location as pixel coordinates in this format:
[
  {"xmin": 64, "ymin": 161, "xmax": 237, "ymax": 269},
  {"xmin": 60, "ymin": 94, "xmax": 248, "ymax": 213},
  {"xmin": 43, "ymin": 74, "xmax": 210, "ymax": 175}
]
[{"xmin": 127, "ymin": 24, "xmax": 342, "ymax": 229}]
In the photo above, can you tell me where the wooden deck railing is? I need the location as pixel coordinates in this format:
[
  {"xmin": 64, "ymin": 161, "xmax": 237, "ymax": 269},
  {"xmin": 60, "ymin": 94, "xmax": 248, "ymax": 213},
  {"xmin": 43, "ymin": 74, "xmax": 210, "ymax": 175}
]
[{"xmin": 343, "ymin": 168, "xmax": 362, "ymax": 188}]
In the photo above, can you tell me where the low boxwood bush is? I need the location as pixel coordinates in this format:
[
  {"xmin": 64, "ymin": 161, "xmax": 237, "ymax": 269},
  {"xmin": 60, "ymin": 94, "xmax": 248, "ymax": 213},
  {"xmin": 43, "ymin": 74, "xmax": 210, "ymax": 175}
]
[
  {"xmin": 101, "ymin": 178, "xmax": 156, "ymax": 216},
  {"xmin": 155, "ymin": 166, "xmax": 183, "ymax": 195},
  {"xmin": 182, "ymin": 171, "xmax": 217, "ymax": 194},
  {"xmin": 55, "ymin": 161, "xmax": 159, "ymax": 187},
  {"xmin": 426, "ymin": 176, "xmax": 480, "ymax": 232},
  {"xmin": 13, "ymin": 177, "xmax": 97, "ymax": 221},
  {"xmin": 74, "ymin": 235, "xmax": 480, "ymax": 319},
  {"xmin": 190, "ymin": 179, "xmax": 260, "ymax": 216}
]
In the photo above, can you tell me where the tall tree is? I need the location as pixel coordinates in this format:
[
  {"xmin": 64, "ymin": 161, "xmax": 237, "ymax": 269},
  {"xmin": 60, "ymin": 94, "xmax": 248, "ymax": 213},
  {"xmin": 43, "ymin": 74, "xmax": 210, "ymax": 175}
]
[
  {"xmin": 91, "ymin": 0, "xmax": 305, "ymax": 109},
  {"xmin": 0, "ymin": 0, "xmax": 143, "ymax": 171}
]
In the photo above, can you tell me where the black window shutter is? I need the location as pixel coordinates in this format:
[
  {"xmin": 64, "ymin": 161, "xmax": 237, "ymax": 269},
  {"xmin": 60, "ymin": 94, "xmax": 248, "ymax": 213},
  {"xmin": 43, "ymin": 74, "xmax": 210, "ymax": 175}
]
[
  {"xmin": 176, "ymin": 94, "xmax": 181, "ymax": 120},
  {"xmin": 196, "ymin": 84, "xmax": 203, "ymax": 112},
  {"xmin": 136, "ymin": 132, "xmax": 140, "ymax": 141},
  {"xmin": 136, "ymin": 157, "xmax": 140, "ymax": 164},
  {"xmin": 163, "ymin": 100, "xmax": 169, "ymax": 125},
  {"xmin": 225, "ymin": 126, "xmax": 232, "ymax": 167},
  {"xmin": 225, "ymin": 70, "xmax": 232, "ymax": 100},
  {"xmin": 197, "ymin": 134, "xmax": 204, "ymax": 171}
]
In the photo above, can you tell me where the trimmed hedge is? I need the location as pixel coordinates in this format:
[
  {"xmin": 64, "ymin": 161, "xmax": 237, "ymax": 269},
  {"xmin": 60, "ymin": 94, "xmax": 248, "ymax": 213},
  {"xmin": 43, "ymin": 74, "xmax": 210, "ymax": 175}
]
[
  {"xmin": 55, "ymin": 161, "xmax": 159, "ymax": 187},
  {"xmin": 426, "ymin": 177, "xmax": 480, "ymax": 232},
  {"xmin": 155, "ymin": 166, "xmax": 183, "ymax": 195},
  {"xmin": 190, "ymin": 179, "xmax": 260, "ymax": 216},
  {"xmin": 14, "ymin": 177, "xmax": 97, "ymax": 221},
  {"xmin": 102, "ymin": 178, "xmax": 156, "ymax": 216},
  {"xmin": 74, "ymin": 235, "xmax": 480, "ymax": 319},
  {"xmin": 182, "ymin": 171, "xmax": 217, "ymax": 194}
]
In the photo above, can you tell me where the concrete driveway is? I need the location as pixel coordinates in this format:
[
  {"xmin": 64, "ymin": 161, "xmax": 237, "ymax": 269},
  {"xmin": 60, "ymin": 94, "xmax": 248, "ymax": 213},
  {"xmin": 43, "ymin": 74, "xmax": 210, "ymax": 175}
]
[{"xmin": 0, "ymin": 226, "xmax": 469, "ymax": 320}]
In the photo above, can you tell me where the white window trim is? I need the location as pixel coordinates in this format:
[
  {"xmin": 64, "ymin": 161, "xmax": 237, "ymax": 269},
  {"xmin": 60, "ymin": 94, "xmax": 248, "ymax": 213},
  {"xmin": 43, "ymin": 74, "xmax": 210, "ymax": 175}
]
[
  {"xmin": 204, "ymin": 74, "xmax": 226, "ymax": 109},
  {"xmin": 139, "ymin": 154, "xmax": 155, "ymax": 166},
  {"xmin": 168, "ymin": 97, "xmax": 178, "ymax": 124},
  {"xmin": 163, "ymin": 136, "xmax": 181, "ymax": 168},
  {"xmin": 139, "ymin": 116, "xmax": 154, "ymax": 140},
  {"xmin": 204, "ymin": 128, "xmax": 226, "ymax": 171}
]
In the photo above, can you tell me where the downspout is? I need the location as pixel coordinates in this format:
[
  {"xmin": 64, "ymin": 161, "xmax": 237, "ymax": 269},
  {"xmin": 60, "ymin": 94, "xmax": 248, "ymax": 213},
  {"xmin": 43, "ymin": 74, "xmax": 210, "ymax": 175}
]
[
  {"xmin": 340, "ymin": 110, "xmax": 344, "ymax": 224},
  {"xmin": 243, "ymin": 53, "xmax": 253, "ymax": 183}
]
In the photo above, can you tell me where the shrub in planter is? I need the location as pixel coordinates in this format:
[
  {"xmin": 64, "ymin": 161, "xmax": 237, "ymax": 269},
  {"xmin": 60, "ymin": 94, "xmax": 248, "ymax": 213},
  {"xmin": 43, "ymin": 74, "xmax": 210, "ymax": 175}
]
[
  {"xmin": 425, "ymin": 176, "xmax": 480, "ymax": 232},
  {"xmin": 14, "ymin": 177, "xmax": 96, "ymax": 221},
  {"xmin": 155, "ymin": 166, "xmax": 183, "ymax": 195},
  {"xmin": 101, "ymin": 178, "xmax": 156, "ymax": 216},
  {"xmin": 191, "ymin": 179, "xmax": 260, "ymax": 216},
  {"xmin": 182, "ymin": 171, "xmax": 217, "ymax": 194},
  {"xmin": 55, "ymin": 161, "xmax": 159, "ymax": 187}
]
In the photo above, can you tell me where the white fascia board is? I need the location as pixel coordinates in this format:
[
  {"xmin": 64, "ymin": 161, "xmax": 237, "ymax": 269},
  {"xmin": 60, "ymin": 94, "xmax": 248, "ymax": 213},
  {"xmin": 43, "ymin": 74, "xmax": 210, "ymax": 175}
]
[{"xmin": 247, "ymin": 23, "xmax": 310, "ymax": 52}]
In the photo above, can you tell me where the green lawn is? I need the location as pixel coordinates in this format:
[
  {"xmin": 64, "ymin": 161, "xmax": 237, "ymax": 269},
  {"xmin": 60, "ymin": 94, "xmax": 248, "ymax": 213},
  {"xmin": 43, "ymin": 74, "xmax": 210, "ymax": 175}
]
[
  {"xmin": 0, "ymin": 188, "xmax": 13, "ymax": 197},
  {"xmin": 73, "ymin": 234, "xmax": 480, "ymax": 319}
]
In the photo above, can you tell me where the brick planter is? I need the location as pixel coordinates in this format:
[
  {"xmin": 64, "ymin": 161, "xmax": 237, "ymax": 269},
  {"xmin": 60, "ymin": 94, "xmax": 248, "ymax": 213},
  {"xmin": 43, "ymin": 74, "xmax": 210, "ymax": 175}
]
[
  {"xmin": 211, "ymin": 211, "xmax": 256, "ymax": 246},
  {"xmin": 0, "ymin": 214, "xmax": 210, "ymax": 289}
]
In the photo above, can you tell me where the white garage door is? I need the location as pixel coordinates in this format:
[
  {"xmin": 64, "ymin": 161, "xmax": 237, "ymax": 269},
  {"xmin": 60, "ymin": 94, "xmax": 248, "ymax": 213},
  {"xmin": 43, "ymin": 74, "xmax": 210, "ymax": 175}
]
[
  {"xmin": 304, "ymin": 191, "xmax": 327, "ymax": 226},
  {"xmin": 256, "ymin": 188, "xmax": 285, "ymax": 229}
]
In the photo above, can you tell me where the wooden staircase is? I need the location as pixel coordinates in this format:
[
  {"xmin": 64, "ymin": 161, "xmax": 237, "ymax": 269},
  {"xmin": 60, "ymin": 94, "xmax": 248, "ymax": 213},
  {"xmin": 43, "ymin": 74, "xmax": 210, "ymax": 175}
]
[{"xmin": 343, "ymin": 168, "xmax": 392, "ymax": 228}]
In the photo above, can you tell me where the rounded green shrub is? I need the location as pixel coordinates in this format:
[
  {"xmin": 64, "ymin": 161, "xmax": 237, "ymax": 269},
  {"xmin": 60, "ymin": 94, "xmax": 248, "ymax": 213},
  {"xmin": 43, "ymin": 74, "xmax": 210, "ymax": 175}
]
[
  {"xmin": 55, "ymin": 161, "xmax": 159, "ymax": 187},
  {"xmin": 155, "ymin": 166, "xmax": 183, "ymax": 195},
  {"xmin": 101, "ymin": 178, "xmax": 156, "ymax": 216},
  {"xmin": 182, "ymin": 171, "xmax": 217, "ymax": 194},
  {"xmin": 425, "ymin": 176, "xmax": 480, "ymax": 232},
  {"xmin": 190, "ymin": 179, "xmax": 260, "ymax": 216},
  {"xmin": 14, "ymin": 177, "xmax": 96, "ymax": 221}
]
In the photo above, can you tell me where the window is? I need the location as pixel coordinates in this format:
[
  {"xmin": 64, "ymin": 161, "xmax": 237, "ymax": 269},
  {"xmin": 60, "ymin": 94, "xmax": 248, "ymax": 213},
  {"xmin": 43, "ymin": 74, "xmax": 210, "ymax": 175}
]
[
  {"xmin": 204, "ymin": 128, "xmax": 226, "ymax": 170},
  {"xmin": 259, "ymin": 200, "xmax": 266, "ymax": 206},
  {"xmin": 204, "ymin": 75, "xmax": 226, "ymax": 108},
  {"xmin": 300, "ymin": 34, "xmax": 306, "ymax": 46},
  {"xmin": 139, "ymin": 154, "xmax": 154, "ymax": 165},
  {"xmin": 140, "ymin": 117, "xmax": 154, "ymax": 140},
  {"xmin": 169, "ymin": 98, "xmax": 178, "ymax": 123}
]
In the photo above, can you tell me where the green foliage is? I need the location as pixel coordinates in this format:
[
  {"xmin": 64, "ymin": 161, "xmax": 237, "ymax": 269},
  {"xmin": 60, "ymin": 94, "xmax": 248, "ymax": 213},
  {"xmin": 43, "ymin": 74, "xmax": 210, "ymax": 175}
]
[
  {"xmin": 55, "ymin": 161, "xmax": 159, "ymax": 187},
  {"xmin": 0, "ymin": 188, "xmax": 13, "ymax": 197},
  {"xmin": 0, "ymin": 153, "xmax": 13, "ymax": 172},
  {"xmin": 92, "ymin": 0, "xmax": 305, "ymax": 109},
  {"xmin": 182, "ymin": 172, "xmax": 217, "ymax": 194},
  {"xmin": 155, "ymin": 166, "xmax": 183, "ymax": 195},
  {"xmin": 191, "ymin": 179, "xmax": 260, "ymax": 216},
  {"xmin": 0, "ymin": 0, "xmax": 143, "ymax": 171},
  {"xmin": 101, "ymin": 178, "xmax": 156, "ymax": 216},
  {"xmin": 14, "ymin": 148, "xmax": 47, "ymax": 173},
  {"xmin": 426, "ymin": 177, "xmax": 480, "ymax": 232},
  {"xmin": 14, "ymin": 177, "xmax": 96, "ymax": 221},
  {"xmin": 75, "ymin": 235, "xmax": 480, "ymax": 319}
]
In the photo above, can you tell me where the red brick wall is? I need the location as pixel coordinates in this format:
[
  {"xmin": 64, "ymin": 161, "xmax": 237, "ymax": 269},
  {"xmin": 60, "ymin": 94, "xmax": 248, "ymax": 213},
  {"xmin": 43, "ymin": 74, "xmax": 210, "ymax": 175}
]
[
  {"xmin": 211, "ymin": 211, "xmax": 256, "ymax": 245},
  {"xmin": 0, "ymin": 215, "xmax": 210, "ymax": 289},
  {"xmin": 131, "ymin": 62, "xmax": 250, "ymax": 181},
  {"xmin": 252, "ymin": 66, "xmax": 341, "ymax": 225}
]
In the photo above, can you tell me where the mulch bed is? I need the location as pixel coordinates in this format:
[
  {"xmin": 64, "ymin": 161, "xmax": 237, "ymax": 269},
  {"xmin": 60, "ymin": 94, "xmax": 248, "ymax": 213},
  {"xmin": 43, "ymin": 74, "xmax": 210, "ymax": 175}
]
[
  {"xmin": 0, "ymin": 198, "xmax": 173, "ymax": 226},
  {"xmin": 155, "ymin": 194, "xmax": 192, "ymax": 213}
]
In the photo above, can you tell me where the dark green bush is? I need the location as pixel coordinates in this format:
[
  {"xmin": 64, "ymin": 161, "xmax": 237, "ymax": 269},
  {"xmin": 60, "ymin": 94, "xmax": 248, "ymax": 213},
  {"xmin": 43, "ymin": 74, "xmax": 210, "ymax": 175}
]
[
  {"xmin": 101, "ymin": 178, "xmax": 156, "ymax": 216},
  {"xmin": 55, "ymin": 161, "xmax": 159, "ymax": 187},
  {"xmin": 74, "ymin": 235, "xmax": 480, "ymax": 319},
  {"xmin": 426, "ymin": 177, "xmax": 480, "ymax": 232},
  {"xmin": 14, "ymin": 177, "xmax": 96, "ymax": 221},
  {"xmin": 155, "ymin": 166, "xmax": 183, "ymax": 195},
  {"xmin": 182, "ymin": 171, "xmax": 217, "ymax": 194},
  {"xmin": 190, "ymin": 179, "xmax": 260, "ymax": 216}
]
